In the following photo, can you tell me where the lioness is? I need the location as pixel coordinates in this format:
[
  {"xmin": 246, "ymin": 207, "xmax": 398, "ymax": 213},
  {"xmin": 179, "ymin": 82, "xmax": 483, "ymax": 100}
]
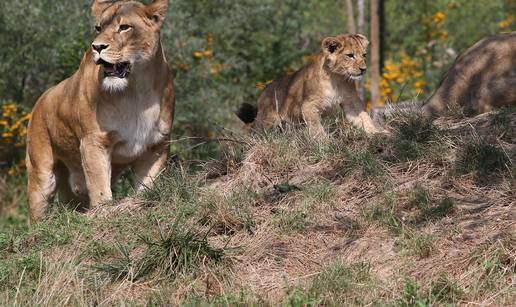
[
  {"xmin": 26, "ymin": 0, "xmax": 175, "ymax": 222},
  {"xmin": 423, "ymin": 32, "xmax": 516, "ymax": 117},
  {"xmin": 236, "ymin": 34, "xmax": 379, "ymax": 136}
]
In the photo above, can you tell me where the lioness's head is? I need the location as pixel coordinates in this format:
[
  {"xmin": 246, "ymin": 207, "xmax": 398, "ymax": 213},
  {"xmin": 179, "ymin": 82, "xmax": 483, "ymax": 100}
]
[
  {"xmin": 321, "ymin": 34, "xmax": 369, "ymax": 80},
  {"xmin": 91, "ymin": 0, "xmax": 168, "ymax": 92}
]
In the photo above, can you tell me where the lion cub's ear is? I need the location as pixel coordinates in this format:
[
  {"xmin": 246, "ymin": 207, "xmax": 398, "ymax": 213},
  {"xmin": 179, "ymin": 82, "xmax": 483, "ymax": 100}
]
[
  {"xmin": 91, "ymin": 0, "xmax": 117, "ymax": 18},
  {"xmin": 145, "ymin": 0, "xmax": 169, "ymax": 28},
  {"xmin": 322, "ymin": 37, "xmax": 342, "ymax": 54},
  {"xmin": 355, "ymin": 34, "xmax": 370, "ymax": 49}
]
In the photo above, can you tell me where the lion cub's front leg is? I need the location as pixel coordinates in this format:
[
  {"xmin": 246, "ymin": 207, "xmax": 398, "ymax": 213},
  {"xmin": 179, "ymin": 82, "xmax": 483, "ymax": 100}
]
[
  {"xmin": 343, "ymin": 94, "xmax": 379, "ymax": 134},
  {"xmin": 80, "ymin": 134, "xmax": 113, "ymax": 206},
  {"xmin": 301, "ymin": 102, "xmax": 327, "ymax": 137}
]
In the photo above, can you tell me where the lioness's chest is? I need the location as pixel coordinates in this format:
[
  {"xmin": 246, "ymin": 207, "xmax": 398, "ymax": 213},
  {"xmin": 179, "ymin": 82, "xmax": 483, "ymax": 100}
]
[{"xmin": 98, "ymin": 92, "xmax": 165, "ymax": 161}]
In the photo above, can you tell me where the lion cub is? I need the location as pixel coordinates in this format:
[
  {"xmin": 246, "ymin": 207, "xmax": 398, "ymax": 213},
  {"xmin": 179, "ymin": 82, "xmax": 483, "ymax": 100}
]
[{"xmin": 237, "ymin": 34, "xmax": 379, "ymax": 136}]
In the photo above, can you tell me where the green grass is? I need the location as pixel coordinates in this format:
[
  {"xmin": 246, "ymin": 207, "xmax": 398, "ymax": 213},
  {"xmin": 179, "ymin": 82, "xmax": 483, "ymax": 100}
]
[
  {"xmin": 198, "ymin": 188, "xmax": 257, "ymax": 235},
  {"xmin": 417, "ymin": 198, "xmax": 455, "ymax": 223},
  {"xmin": 277, "ymin": 209, "xmax": 309, "ymax": 233},
  {"xmin": 456, "ymin": 137, "xmax": 509, "ymax": 178},
  {"xmin": 285, "ymin": 262, "xmax": 374, "ymax": 306},
  {"xmin": 398, "ymin": 276, "xmax": 463, "ymax": 306},
  {"xmin": 387, "ymin": 111, "xmax": 442, "ymax": 162},
  {"xmin": 302, "ymin": 181, "xmax": 335, "ymax": 206},
  {"xmin": 468, "ymin": 234, "xmax": 515, "ymax": 296},
  {"xmin": 348, "ymin": 150, "xmax": 385, "ymax": 179},
  {"xmin": 395, "ymin": 231, "xmax": 436, "ymax": 259},
  {"xmin": 361, "ymin": 199, "xmax": 404, "ymax": 234}
]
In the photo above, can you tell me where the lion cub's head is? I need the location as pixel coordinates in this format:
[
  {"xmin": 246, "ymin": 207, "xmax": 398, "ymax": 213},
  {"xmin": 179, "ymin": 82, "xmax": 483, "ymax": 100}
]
[
  {"xmin": 91, "ymin": 0, "xmax": 168, "ymax": 92},
  {"xmin": 321, "ymin": 34, "xmax": 369, "ymax": 80}
]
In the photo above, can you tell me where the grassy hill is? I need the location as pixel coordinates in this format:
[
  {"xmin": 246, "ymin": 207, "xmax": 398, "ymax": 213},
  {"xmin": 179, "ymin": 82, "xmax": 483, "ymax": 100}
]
[{"xmin": 0, "ymin": 108, "xmax": 515, "ymax": 306}]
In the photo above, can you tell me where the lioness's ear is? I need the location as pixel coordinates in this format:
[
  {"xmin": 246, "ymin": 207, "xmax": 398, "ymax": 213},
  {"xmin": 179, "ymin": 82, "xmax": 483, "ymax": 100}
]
[
  {"xmin": 322, "ymin": 37, "xmax": 342, "ymax": 54},
  {"xmin": 91, "ymin": 0, "xmax": 117, "ymax": 18},
  {"xmin": 146, "ymin": 0, "xmax": 169, "ymax": 28},
  {"xmin": 355, "ymin": 34, "xmax": 370, "ymax": 48}
]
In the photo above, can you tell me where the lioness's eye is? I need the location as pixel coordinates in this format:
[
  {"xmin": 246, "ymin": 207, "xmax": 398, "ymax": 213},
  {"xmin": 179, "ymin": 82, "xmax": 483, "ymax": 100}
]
[
  {"xmin": 363, "ymin": 54, "xmax": 367, "ymax": 58},
  {"xmin": 119, "ymin": 25, "xmax": 132, "ymax": 32},
  {"xmin": 346, "ymin": 54, "xmax": 355, "ymax": 59},
  {"xmin": 95, "ymin": 25, "xmax": 101, "ymax": 33}
]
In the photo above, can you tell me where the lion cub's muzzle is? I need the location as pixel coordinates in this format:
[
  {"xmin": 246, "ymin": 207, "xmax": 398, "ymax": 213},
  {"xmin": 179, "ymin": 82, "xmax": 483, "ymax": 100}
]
[{"xmin": 96, "ymin": 58, "xmax": 132, "ymax": 78}]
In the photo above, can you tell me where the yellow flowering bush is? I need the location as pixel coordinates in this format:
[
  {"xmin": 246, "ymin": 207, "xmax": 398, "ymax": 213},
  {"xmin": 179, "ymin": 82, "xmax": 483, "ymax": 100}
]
[
  {"xmin": 428, "ymin": 11, "xmax": 449, "ymax": 41},
  {"xmin": 498, "ymin": 15, "xmax": 515, "ymax": 29},
  {"xmin": 0, "ymin": 103, "xmax": 30, "ymax": 176}
]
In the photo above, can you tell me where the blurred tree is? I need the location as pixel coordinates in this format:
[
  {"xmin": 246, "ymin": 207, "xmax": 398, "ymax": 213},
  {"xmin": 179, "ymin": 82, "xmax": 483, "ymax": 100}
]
[
  {"xmin": 345, "ymin": 0, "xmax": 356, "ymax": 33},
  {"xmin": 370, "ymin": 0, "xmax": 381, "ymax": 107}
]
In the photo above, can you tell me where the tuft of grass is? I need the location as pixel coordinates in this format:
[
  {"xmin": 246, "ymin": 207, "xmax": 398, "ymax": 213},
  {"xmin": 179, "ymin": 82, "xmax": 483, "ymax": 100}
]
[
  {"xmin": 96, "ymin": 219, "xmax": 226, "ymax": 282},
  {"xmin": 277, "ymin": 209, "xmax": 309, "ymax": 233},
  {"xmin": 362, "ymin": 202, "xmax": 404, "ymax": 234},
  {"xmin": 395, "ymin": 231, "xmax": 435, "ymax": 259},
  {"xmin": 398, "ymin": 276, "xmax": 463, "ymax": 306},
  {"xmin": 490, "ymin": 107, "xmax": 516, "ymax": 141},
  {"xmin": 93, "ymin": 243, "xmax": 136, "ymax": 282},
  {"xmin": 182, "ymin": 288, "xmax": 267, "ymax": 307},
  {"xmin": 407, "ymin": 185, "xmax": 431, "ymax": 209},
  {"xmin": 392, "ymin": 112, "xmax": 438, "ymax": 144},
  {"xmin": 456, "ymin": 137, "xmax": 509, "ymax": 177},
  {"xmin": 302, "ymin": 181, "xmax": 335, "ymax": 206},
  {"xmin": 198, "ymin": 188, "xmax": 257, "ymax": 235},
  {"xmin": 142, "ymin": 166, "xmax": 198, "ymax": 204},
  {"xmin": 348, "ymin": 150, "xmax": 385, "ymax": 179},
  {"xmin": 387, "ymin": 111, "xmax": 443, "ymax": 162},
  {"xmin": 417, "ymin": 198, "xmax": 455, "ymax": 223},
  {"xmin": 285, "ymin": 262, "xmax": 374, "ymax": 306},
  {"xmin": 398, "ymin": 279, "xmax": 429, "ymax": 307},
  {"xmin": 468, "ymin": 234, "xmax": 515, "ymax": 296},
  {"xmin": 430, "ymin": 273, "xmax": 463, "ymax": 304}
]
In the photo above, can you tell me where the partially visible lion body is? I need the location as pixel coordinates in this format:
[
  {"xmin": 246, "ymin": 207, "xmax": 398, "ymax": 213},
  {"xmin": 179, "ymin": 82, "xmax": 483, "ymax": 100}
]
[
  {"xmin": 423, "ymin": 32, "xmax": 516, "ymax": 117},
  {"xmin": 237, "ymin": 34, "xmax": 379, "ymax": 136},
  {"xmin": 26, "ymin": 0, "xmax": 175, "ymax": 222}
]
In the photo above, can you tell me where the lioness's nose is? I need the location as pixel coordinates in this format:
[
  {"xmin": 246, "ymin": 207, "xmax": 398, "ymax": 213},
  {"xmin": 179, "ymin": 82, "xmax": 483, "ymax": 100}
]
[
  {"xmin": 360, "ymin": 68, "xmax": 367, "ymax": 74},
  {"xmin": 92, "ymin": 43, "xmax": 109, "ymax": 53}
]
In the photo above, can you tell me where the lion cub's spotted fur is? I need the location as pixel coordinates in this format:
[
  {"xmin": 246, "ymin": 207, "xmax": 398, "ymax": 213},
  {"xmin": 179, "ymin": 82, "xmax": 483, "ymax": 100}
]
[
  {"xmin": 237, "ymin": 34, "xmax": 379, "ymax": 136},
  {"xmin": 26, "ymin": 0, "xmax": 175, "ymax": 222}
]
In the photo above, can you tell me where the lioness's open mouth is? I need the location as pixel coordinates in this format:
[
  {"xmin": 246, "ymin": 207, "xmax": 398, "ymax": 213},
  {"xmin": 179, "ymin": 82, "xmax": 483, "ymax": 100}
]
[{"xmin": 97, "ymin": 59, "xmax": 131, "ymax": 78}]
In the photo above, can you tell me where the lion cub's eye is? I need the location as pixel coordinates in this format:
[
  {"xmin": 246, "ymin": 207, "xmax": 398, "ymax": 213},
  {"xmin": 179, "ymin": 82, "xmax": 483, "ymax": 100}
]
[
  {"xmin": 95, "ymin": 25, "xmax": 102, "ymax": 33},
  {"xmin": 363, "ymin": 54, "xmax": 367, "ymax": 58},
  {"xmin": 119, "ymin": 25, "xmax": 132, "ymax": 32},
  {"xmin": 346, "ymin": 54, "xmax": 355, "ymax": 59}
]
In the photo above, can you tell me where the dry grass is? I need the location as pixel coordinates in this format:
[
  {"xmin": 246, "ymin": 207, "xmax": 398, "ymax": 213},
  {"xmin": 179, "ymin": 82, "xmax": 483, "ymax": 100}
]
[{"xmin": 1, "ymin": 109, "xmax": 515, "ymax": 306}]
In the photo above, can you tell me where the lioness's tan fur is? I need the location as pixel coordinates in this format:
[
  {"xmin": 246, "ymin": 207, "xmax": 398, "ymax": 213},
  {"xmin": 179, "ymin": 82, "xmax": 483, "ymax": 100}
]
[
  {"xmin": 26, "ymin": 0, "xmax": 175, "ymax": 222},
  {"xmin": 423, "ymin": 32, "xmax": 516, "ymax": 117},
  {"xmin": 237, "ymin": 34, "xmax": 378, "ymax": 136}
]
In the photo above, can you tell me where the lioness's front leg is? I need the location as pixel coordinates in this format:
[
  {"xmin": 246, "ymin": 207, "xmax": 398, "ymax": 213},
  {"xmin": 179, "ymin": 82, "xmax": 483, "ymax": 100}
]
[
  {"xmin": 80, "ymin": 134, "xmax": 113, "ymax": 206},
  {"xmin": 133, "ymin": 142, "xmax": 169, "ymax": 191}
]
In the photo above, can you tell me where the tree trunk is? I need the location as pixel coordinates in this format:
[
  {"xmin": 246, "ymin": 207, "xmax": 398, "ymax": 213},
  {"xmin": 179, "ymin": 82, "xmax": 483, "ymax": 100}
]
[
  {"xmin": 345, "ymin": 0, "xmax": 356, "ymax": 34},
  {"xmin": 370, "ymin": 0, "xmax": 381, "ymax": 108},
  {"xmin": 357, "ymin": 0, "xmax": 366, "ymax": 101}
]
